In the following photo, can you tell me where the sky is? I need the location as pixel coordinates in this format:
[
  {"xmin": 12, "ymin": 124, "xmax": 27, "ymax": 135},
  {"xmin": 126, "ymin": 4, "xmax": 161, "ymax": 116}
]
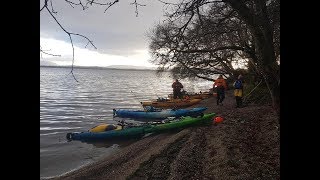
[{"xmin": 40, "ymin": 0, "xmax": 174, "ymax": 67}]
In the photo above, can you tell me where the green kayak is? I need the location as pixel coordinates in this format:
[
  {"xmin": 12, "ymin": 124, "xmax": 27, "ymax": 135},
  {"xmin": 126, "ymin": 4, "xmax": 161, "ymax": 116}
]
[{"xmin": 66, "ymin": 113, "xmax": 215, "ymax": 142}]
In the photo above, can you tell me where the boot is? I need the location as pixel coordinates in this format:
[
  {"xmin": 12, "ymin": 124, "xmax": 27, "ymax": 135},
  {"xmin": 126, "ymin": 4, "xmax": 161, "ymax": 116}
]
[
  {"xmin": 235, "ymin": 97, "xmax": 240, "ymax": 108},
  {"xmin": 239, "ymin": 98, "xmax": 243, "ymax": 108}
]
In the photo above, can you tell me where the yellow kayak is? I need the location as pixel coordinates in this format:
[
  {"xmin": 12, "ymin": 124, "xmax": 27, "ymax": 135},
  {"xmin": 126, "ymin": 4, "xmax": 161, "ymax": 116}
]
[
  {"xmin": 185, "ymin": 93, "xmax": 211, "ymax": 99},
  {"xmin": 89, "ymin": 124, "xmax": 122, "ymax": 133},
  {"xmin": 168, "ymin": 92, "xmax": 214, "ymax": 100},
  {"xmin": 141, "ymin": 98, "xmax": 202, "ymax": 109}
]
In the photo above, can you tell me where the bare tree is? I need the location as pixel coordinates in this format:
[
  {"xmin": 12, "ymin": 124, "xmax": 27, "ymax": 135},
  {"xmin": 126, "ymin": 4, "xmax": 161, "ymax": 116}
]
[
  {"xmin": 151, "ymin": 0, "xmax": 280, "ymax": 115},
  {"xmin": 149, "ymin": 2, "xmax": 254, "ymax": 80}
]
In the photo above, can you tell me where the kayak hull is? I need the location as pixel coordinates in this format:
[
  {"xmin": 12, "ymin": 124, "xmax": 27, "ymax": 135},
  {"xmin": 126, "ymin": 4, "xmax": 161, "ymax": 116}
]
[
  {"xmin": 144, "ymin": 113, "xmax": 215, "ymax": 133},
  {"xmin": 66, "ymin": 126, "xmax": 146, "ymax": 142},
  {"xmin": 141, "ymin": 99, "xmax": 202, "ymax": 109},
  {"xmin": 113, "ymin": 107, "xmax": 207, "ymax": 120}
]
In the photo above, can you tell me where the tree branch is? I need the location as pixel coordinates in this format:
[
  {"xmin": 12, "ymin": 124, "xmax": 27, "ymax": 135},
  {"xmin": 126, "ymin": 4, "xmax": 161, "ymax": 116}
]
[
  {"xmin": 50, "ymin": 0, "xmax": 57, "ymax": 14},
  {"xmin": 157, "ymin": 0, "xmax": 180, "ymax": 6},
  {"xmin": 104, "ymin": 0, "xmax": 119, "ymax": 13},
  {"xmin": 176, "ymin": 46, "xmax": 245, "ymax": 53},
  {"xmin": 67, "ymin": 35, "xmax": 79, "ymax": 82},
  {"xmin": 65, "ymin": 0, "xmax": 88, "ymax": 10},
  {"xmin": 45, "ymin": 6, "xmax": 97, "ymax": 49},
  {"xmin": 40, "ymin": 0, "xmax": 49, "ymax": 12},
  {"xmin": 174, "ymin": 57, "xmax": 214, "ymax": 81},
  {"xmin": 44, "ymin": 5, "xmax": 98, "ymax": 82},
  {"xmin": 40, "ymin": 46, "xmax": 61, "ymax": 57},
  {"xmin": 85, "ymin": 0, "xmax": 111, "ymax": 6},
  {"xmin": 130, "ymin": 0, "xmax": 146, "ymax": 17}
]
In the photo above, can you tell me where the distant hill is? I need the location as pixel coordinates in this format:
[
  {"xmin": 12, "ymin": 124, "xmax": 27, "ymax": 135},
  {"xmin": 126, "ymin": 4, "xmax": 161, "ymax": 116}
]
[
  {"xmin": 105, "ymin": 65, "xmax": 156, "ymax": 70},
  {"xmin": 40, "ymin": 60, "xmax": 58, "ymax": 66},
  {"xmin": 40, "ymin": 64, "xmax": 158, "ymax": 71}
]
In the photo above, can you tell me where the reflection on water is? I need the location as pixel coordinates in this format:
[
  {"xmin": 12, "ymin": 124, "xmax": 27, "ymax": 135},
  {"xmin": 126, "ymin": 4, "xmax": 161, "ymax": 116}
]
[{"xmin": 40, "ymin": 67, "xmax": 213, "ymax": 178}]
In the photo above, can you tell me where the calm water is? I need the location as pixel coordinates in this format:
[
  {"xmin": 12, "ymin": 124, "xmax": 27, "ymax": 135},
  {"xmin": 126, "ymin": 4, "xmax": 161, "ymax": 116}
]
[{"xmin": 40, "ymin": 67, "xmax": 212, "ymax": 178}]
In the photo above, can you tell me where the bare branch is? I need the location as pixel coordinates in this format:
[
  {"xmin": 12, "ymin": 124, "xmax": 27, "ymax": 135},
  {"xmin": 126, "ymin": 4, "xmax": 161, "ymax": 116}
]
[
  {"xmin": 44, "ymin": 5, "xmax": 98, "ymax": 82},
  {"xmin": 66, "ymin": 1, "xmax": 75, "ymax": 8},
  {"xmin": 88, "ymin": 0, "xmax": 95, "ymax": 5},
  {"xmin": 175, "ymin": 58, "xmax": 214, "ymax": 81},
  {"xmin": 65, "ymin": 0, "xmax": 119, "ymax": 9},
  {"xmin": 176, "ymin": 46, "xmax": 246, "ymax": 53},
  {"xmin": 179, "ymin": 10, "xmax": 194, "ymax": 36},
  {"xmin": 85, "ymin": 0, "xmax": 110, "ymax": 6},
  {"xmin": 68, "ymin": 35, "xmax": 79, "ymax": 82},
  {"xmin": 196, "ymin": 4, "xmax": 203, "ymax": 26},
  {"xmin": 50, "ymin": 0, "xmax": 57, "ymax": 14},
  {"xmin": 45, "ymin": 6, "xmax": 97, "ymax": 49},
  {"xmin": 85, "ymin": 41, "xmax": 90, "ymax": 48},
  {"xmin": 65, "ymin": 0, "xmax": 81, "ymax": 6},
  {"xmin": 104, "ymin": 0, "xmax": 119, "ymax": 13},
  {"xmin": 40, "ymin": 0, "xmax": 49, "ymax": 12},
  {"xmin": 157, "ymin": 0, "xmax": 180, "ymax": 5},
  {"xmin": 130, "ymin": 0, "xmax": 147, "ymax": 17},
  {"xmin": 40, "ymin": 47, "xmax": 61, "ymax": 57}
]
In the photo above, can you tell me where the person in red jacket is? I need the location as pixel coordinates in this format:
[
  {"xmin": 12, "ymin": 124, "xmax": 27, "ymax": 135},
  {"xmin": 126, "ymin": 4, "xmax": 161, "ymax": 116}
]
[
  {"xmin": 172, "ymin": 79, "xmax": 184, "ymax": 99},
  {"xmin": 213, "ymin": 75, "xmax": 227, "ymax": 105}
]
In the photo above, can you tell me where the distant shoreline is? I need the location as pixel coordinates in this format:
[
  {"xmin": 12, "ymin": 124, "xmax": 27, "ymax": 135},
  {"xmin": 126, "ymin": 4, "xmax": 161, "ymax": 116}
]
[{"xmin": 40, "ymin": 65, "xmax": 161, "ymax": 72}]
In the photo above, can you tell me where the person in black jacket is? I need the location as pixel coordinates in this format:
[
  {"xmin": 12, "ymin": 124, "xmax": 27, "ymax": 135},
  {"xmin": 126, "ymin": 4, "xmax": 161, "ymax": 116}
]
[{"xmin": 172, "ymin": 79, "xmax": 184, "ymax": 99}]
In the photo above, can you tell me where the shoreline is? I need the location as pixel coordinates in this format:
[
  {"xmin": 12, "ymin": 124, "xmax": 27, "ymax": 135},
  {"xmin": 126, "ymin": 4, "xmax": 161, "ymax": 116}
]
[{"xmin": 49, "ymin": 90, "xmax": 280, "ymax": 179}]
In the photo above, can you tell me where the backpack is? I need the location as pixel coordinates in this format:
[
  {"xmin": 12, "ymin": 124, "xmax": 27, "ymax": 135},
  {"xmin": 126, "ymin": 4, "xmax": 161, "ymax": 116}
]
[{"xmin": 234, "ymin": 80, "xmax": 242, "ymax": 89}]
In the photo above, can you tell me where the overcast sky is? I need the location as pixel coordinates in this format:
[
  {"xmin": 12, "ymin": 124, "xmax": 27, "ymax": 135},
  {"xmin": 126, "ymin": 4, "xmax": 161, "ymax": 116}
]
[{"xmin": 40, "ymin": 0, "xmax": 174, "ymax": 67}]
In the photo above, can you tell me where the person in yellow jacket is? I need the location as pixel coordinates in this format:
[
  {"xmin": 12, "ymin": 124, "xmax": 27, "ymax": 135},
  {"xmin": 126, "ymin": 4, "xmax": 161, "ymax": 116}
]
[{"xmin": 213, "ymin": 75, "xmax": 227, "ymax": 105}]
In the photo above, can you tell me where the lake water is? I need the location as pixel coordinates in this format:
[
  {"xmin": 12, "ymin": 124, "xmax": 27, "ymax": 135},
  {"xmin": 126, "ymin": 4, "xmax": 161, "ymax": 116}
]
[{"xmin": 40, "ymin": 67, "xmax": 213, "ymax": 178}]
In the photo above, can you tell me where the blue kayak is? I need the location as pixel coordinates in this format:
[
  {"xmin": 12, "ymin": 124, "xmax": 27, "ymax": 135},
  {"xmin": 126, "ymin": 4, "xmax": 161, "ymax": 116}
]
[{"xmin": 113, "ymin": 107, "xmax": 207, "ymax": 120}]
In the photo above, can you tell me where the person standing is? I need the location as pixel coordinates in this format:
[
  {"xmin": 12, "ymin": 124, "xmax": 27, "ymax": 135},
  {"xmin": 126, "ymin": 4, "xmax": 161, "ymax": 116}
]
[
  {"xmin": 172, "ymin": 79, "xmax": 184, "ymax": 99},
  {"xmin": 233, "ymin": 75, "xmax": 244, "ymax": 108},
  {"xmin": 213, "ymin": 75, "xmax": 227, "ymax": 105}
]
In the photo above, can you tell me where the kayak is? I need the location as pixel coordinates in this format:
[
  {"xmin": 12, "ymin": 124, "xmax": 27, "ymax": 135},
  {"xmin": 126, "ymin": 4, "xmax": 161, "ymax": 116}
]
[
  {"xmin": 66, "ymin": 113, "xmax": 215, "ymax": 142},
  {"xmin": 113, "ymin": 107, "xmax": 207, "ymax": 120},
  {"xmin": 66, "ymin": 126, "xmax": 145, "ymax": 142},
  {"xmin": 89, "ymin": 124, "xmax": 122, "ymax": 133},
  {"xmin": 168, "ymin": 92, "xmax": 213, "ymax": 100},
  {"xmin": 140, "ymin": 98, "xmax": 202, "ymax": 109},
  {"xmin": 144, "ymin": 113, "xmax": 215, "ymax": 133}
]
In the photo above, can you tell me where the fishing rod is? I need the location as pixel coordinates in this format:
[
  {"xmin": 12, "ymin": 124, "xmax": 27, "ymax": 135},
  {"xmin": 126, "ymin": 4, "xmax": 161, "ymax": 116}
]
[
  {"xmin": 118, "ymin": 78, "xmax": 147, "ymax": 107},
  {"xmin": 129, "ymin": 90, "xmax": 144, "ymax": 104}
]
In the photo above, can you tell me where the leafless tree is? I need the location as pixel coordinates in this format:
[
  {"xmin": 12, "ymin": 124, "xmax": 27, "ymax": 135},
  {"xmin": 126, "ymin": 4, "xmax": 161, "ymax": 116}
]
[
  {"xmin": 149, "ymin": 2, "xmax": 252, "ymax": 79},
  {"xmin": 151, "ymin": 0, "xmax": 280, "ymax": 115}
]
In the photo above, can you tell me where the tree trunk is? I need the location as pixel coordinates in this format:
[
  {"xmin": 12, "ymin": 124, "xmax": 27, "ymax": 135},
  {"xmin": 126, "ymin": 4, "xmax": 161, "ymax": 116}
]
[{"xmin": 225, "ymin": 0, "xmax": 280, "ymax": 116}]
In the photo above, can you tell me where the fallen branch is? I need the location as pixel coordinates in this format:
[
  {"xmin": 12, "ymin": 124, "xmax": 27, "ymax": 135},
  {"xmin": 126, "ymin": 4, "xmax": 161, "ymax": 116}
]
[{"xmin": 243, "ymin": 79, "xmax": 262, "ymax": 103}]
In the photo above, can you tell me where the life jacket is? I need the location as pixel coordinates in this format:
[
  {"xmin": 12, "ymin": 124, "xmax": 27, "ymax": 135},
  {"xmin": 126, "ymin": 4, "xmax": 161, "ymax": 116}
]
[
  {"xmin": 234, "ymin": 80, "xmax": 243, "ymax": 89},
  {"xmin": 214, "ymin": 78, "xmax": 227, "ymax": 89}
]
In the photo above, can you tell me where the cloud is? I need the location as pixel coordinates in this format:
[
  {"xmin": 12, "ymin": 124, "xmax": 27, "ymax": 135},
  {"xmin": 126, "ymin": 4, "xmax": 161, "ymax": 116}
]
[
  {"xmin": 40, "ymin": 0, "xmax": 168, "ymax": 57},
  {"xmin": 40, "ymin": 37, "xmax": 155, "ymax": 67}
]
